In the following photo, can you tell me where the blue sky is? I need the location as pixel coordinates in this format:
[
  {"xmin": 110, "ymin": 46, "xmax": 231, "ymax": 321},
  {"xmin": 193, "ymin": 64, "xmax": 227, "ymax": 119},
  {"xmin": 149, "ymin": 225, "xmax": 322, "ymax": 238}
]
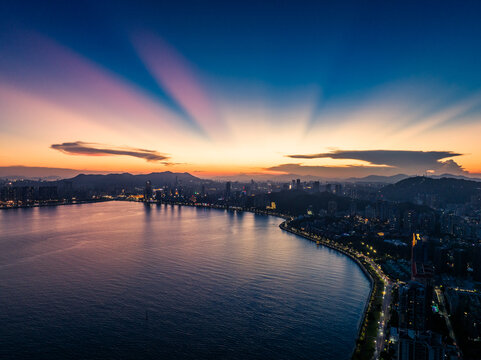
[
  {"xmin": 4, "ymin": 1, "xmax": 481, "ymax": 97},
  {"xmin": 1, "ymin": 1, "xmax": 481, "ymax": 177}
]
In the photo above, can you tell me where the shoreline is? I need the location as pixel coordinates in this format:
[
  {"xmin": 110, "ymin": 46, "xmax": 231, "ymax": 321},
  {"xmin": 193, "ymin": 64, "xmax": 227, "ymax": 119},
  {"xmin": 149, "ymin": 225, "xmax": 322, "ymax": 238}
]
[
  {"xmin": 0, "ymin": 198, "xmax": 112, "ymax": 210},
  {"xmin": 2, "ymin": 199, "xmax": 382, "ymax": 359},
  {"xmin": 156, "ymin": 200, "xmax": 382, "ymax": 360},
  {"xmin": 278, "ymin": 221, "xmax": 381, "ymax": 360}
]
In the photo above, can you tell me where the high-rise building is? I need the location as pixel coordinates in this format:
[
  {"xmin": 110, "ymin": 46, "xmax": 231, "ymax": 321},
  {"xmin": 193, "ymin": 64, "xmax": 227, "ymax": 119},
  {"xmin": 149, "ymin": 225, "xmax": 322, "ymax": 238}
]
[
  {"xmin": 398, "ymin": 281, "xmax": 427, "ymax": 331},
  {"xmin": 250, "ymin": 179, "xmax": 257, "ymax": 192},
  {"xmin": 144, "ymin": 180, "xmax": 153, "ymax": 200},
  {"xmin": 296, "ymin": 179, "xmax": 302, "ymax": 191},
  {"xmin": 38, "ymin": 186, "xmax": 58, "ymax": 201},
  {"xmin": 12, "ymin": 186, "xmax": 35, "ymax": 203},
  {"xmin": 225, "ymin": 181, "xmax": 231, "ymax": 199},
  {"xmin": 411, "ymin": 234, "xmax": 434, "ymax": 284},
  {"xmin": 403, "ymin": 210, "xmax": 416, "ymax": 234},
  {"xmin": 397, "ymin": 330, "xmax": 444, "ymax": 360},
  {"xmin": 334, "ymin": 184, "xmax": 342, "ymax": 195}
]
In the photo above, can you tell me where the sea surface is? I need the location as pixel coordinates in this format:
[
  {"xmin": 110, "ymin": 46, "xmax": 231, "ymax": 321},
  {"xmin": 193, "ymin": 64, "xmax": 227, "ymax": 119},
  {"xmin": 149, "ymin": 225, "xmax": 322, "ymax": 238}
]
[{"xmin": 0, "ymin": 202, "xmax": 370, "ymax": 359}]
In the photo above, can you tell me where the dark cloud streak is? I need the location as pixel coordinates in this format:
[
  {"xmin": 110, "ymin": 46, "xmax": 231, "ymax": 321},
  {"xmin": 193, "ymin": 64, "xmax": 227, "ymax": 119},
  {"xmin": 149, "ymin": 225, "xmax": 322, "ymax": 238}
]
[
  {"xmin": 280, "ymin": 149, "xmax": 468, "ymax": 177},
  {"xmin": 51, "ymin": 141, "xmax": 169, "ymax": 163},
  {"xmin": 287, "ymin": 150, "xmax": 462, "ymax": 167}
]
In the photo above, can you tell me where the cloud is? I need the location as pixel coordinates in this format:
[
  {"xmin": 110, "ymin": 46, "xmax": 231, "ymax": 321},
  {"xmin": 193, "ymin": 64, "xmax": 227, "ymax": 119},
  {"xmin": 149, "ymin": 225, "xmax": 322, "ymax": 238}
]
[
  {"xmin": 285, "ymin": 149, "xmax": 467, "ymax": 175},
  {"xmin": 267, "ymin": 163, "xmax": 395, "ymax": 178},
  {"xmin": 51, "ymin": 141, "xmax": 170, "ymax": 163},
  {"xmin": 436, "ymin": 159, "xmax": 466, "ymax": 174},
  {"xmin": 288, "ymin": 149, "xmax": 460, "ymax": 165}
]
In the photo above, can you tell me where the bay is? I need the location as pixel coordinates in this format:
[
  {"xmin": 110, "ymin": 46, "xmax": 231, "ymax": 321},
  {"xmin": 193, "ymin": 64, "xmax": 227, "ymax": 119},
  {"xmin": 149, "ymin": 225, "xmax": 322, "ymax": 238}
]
[{"xmin": 0, "ymin": 202, "xmax": 370, "ymax": 359}]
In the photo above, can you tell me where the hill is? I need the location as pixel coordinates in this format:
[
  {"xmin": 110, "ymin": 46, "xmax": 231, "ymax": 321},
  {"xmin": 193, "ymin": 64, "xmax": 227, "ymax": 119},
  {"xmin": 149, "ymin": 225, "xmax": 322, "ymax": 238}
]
[
  {"xmin": 379, "ymin": 176, "xmax": 481, "ymax": 204},
  {"xmin": 60, "ymin": 171, "xmax": 202, "ymax": 190},
  {"xmin": 346, "ymin": 174, "xmax": 410, "ymax": 183}
]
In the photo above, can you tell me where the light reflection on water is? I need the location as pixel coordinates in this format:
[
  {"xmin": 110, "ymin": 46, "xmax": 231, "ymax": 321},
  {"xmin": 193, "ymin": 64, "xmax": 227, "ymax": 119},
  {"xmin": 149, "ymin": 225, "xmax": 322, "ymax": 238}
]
[{"xmin": 0, "ymin": 202, "xmax": 370, "ymax": 360}]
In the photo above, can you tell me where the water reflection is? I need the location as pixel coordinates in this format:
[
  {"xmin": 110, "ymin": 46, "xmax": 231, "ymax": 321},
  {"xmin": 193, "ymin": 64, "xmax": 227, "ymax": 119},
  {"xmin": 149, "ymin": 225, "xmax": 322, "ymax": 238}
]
[
  {"xmin": 0, "ymin": 202, "xmax": 370, "ymax": 360},
  {"xmin": 143, "ymin": 202, "xmax": 152, "ymax": 214}
]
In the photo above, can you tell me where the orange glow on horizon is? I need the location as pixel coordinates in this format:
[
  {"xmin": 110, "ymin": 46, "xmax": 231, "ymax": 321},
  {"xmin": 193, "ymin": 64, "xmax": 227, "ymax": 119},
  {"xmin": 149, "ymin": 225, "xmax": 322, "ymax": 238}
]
[{"xmin": 1, "ymin": 33, "xmax": 481, "ymax": 179}]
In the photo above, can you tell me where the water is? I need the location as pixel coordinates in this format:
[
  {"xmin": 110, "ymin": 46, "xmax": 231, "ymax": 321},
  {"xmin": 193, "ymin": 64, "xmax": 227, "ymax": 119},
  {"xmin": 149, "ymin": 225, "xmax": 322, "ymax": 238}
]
[{"xmin": 0, "ymin": 202, "xmax": 370, "ymax": 359}]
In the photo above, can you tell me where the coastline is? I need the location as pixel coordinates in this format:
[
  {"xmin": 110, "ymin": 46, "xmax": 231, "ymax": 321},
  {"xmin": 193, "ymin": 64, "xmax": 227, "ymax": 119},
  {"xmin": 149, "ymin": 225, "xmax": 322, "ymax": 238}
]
[
  {"xmin": 278, "ymin": 221, "xmax": 382, "ymax": 360},
  {"xmin": 0, "ymin": 198, "xmax": 112, "ymax": 210},
  {"xmin": 2, "ymin": 198, "xmax": 382, "ymax": 359},
  {"xmin": 156, "ymin": 200, "xmax": 382, "ymax": 360},
  {"xmin": 1, "ymin": 198, "xmax": 376, "ymax": 360}
]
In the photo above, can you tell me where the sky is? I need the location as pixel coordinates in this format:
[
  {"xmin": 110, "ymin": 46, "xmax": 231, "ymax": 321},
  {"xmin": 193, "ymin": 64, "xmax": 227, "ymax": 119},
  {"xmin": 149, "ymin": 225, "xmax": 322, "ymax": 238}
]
[{"xmin": 1, "ymin": 1, "xmax": 481, "ymax": 179}]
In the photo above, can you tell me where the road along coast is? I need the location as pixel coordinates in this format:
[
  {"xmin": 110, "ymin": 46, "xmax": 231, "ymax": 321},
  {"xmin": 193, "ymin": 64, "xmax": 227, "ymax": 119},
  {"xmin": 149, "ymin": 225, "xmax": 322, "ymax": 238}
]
[{"xmin": 279, "ymin": 220, "xmax": 389, "ymax": 360}]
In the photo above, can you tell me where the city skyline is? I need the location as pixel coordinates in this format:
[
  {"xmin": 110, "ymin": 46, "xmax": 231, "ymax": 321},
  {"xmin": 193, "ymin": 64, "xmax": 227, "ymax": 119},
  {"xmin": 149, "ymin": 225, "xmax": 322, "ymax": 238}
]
[
  {"xmin": 2, "ymin": 1, "xmax": 481, "ymax": 179},
  {"xmin": 3, "ymin": 3, "xmax": 481, "ymax": 358}
]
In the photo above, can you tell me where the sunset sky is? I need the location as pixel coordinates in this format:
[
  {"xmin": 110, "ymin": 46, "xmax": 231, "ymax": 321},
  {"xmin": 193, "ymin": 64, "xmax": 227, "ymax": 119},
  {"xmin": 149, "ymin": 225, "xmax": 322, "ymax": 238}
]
[{"xmin": 1, "ymin": 1, "xmax": 481, "ymax": 179}]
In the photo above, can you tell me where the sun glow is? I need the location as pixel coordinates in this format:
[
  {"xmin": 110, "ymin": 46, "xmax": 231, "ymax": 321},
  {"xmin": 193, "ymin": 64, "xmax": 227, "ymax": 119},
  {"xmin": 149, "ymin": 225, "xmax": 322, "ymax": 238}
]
[{"xmin": 1, "ymin": 31, "xmax": 481, "ymax": 178}]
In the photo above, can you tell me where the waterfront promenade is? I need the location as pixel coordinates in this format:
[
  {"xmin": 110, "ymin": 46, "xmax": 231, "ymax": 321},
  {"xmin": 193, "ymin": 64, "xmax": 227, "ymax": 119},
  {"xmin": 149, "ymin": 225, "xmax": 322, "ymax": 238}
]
[
  {"xmin": 279, "ymin": 220, "xmax": 392, "ymax": 360},
  {"xmin": 0, "ymin": 197, "xmax": 112, "ymax": 210}
]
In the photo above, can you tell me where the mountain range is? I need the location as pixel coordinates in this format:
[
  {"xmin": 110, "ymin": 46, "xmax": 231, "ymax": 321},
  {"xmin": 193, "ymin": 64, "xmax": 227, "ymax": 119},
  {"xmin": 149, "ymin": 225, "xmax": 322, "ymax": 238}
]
[
  {"xmin": 60, "ymin": 172, "xmax": 202, "ymax": 189},
  {"xmin": 2, "ymin": 165, "xmax": 481, "ymax": 185}
]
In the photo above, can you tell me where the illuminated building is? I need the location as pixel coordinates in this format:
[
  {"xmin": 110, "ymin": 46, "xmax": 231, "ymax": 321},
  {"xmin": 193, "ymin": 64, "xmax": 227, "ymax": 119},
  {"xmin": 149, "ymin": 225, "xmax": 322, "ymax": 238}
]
[
  {"xmin": 411, "ymin": 234, "xmax": 434, "ymax": 284},
  {"xmin": 399, "ymin": 281, "xmax": 427, "ymax": 331}
]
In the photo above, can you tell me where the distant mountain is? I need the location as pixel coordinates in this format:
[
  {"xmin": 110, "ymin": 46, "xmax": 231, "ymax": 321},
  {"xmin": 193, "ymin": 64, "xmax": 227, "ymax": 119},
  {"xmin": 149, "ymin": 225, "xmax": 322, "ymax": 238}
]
[
  {"xmin": 379, "ymin": 176, "xmax": 481, "ymax": 204},
  {"xmin": 0, "ymin": 166, "xmax": 106, "ymax": 180},
  {"xmin": 211, "ymin": 173, "xmax": 323, "ymax": 182},
  {"xmin": 429, "ymin": 173, "xmax": 481, "ymax": 181},
  {"xmin": 211, "ymin": 172, "xmax": 479, "ymax": 184},
  {"xmin": 61, "ymin": 171, "xmax": 202, "ymax": 189},
  {"xmin": 346, "ymin": 173, "xmax": 481, "ymax": 184},
  {"xmin": 346, "ymin": 174, "xmax": 410, "ymax": 183},
  {"xmin": 211, "ymin": 173, "xmax": 410, "ymax": 183}
]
